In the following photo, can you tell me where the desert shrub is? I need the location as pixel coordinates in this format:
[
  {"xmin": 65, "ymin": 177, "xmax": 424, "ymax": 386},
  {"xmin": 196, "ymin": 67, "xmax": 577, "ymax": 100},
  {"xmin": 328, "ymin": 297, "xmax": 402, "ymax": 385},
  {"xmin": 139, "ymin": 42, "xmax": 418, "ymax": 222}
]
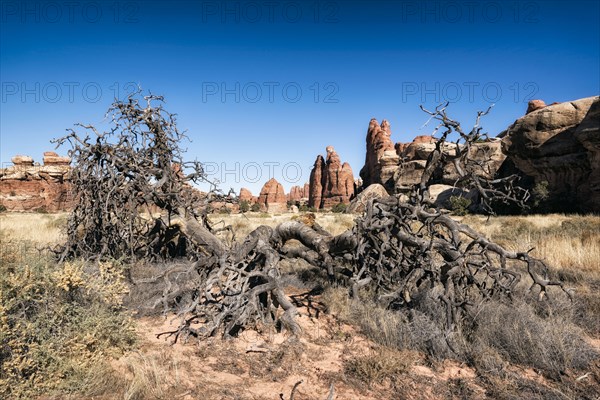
[
  {"xmin": 344, "ymin": 348, "xmax": 416, "ymax": 387},
  {"xmin": 448, "ymin": 195, "xmax": 471, "ymax": 216},
  {"xmin": 250, "ymin": 203, "xmax": 261, "ymax": 212},
  {"xmin": 0, "ymin": 204, "xmax": 6, "ymax": 213},
  {"xmin": 239, "ymin": 200, "xmax": 250, "ymax": 213},
  {"xmin": 299, "ymin": 204, "xmax": 309, "ymax": 212},
  {"xmin": 331, "ymin": 203, "xmax": 347, "ymax": 213},
  {"xmin": 308, "ymin": 206, "xmax": 318, "ymax": 212},
  {"xmin": 0, "ymin": 243, "xmax": 136, "ymax": 399},
  {"xmin": 532, "ymin": 180, "xmax": 550, "ymax": 208}
]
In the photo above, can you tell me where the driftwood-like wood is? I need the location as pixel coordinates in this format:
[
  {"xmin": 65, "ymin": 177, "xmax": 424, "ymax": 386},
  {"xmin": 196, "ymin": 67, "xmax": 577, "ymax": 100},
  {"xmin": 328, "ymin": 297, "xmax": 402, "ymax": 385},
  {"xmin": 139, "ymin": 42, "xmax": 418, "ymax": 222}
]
[{"xmin": 55, "ymin": 94, "xmax": 569, "ymax": 344}]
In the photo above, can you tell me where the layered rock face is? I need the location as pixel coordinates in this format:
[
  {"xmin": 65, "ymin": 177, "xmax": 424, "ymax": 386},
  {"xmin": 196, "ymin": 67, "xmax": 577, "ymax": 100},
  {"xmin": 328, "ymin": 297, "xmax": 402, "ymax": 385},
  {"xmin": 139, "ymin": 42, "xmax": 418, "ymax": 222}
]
[
  {"xmin": 502, "ymin": 96, "xmax": 600, "ymax": 212},
  {"xmin": 257, "ymin": 178, "xmax": 287, "ymax": 212},
  {"xmin": 0, "ymin": 152, "xmax": 74, "ymax": 212},
  {"xmin": 309, "ymin": 146, "xmax": 355, "ymax": 209}
]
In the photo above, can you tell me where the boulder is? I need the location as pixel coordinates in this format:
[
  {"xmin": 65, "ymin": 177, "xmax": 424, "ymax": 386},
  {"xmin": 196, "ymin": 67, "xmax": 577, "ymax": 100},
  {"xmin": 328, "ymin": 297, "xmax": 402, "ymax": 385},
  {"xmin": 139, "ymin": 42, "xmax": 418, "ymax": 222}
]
[
  {"xmin": 427, "ymin": 184, "xmax": 476, "ymax": 209},
  {"xmin": 501, "ymin": 96, "xmax": 600, "ymax": 212},
  {"xmin": 526, "ymin": 99, "xmax": 546, "ymax": 114},
  {"xmin": 11, "ymin": 155, "xmax": 34, "ymax": 166},
  {"xmin": 347, "ymin": 184, "xmax": 390, "ymax": 213},
  {"xmin": 43, "ymin": 151, "xmax": 71, "ymax": 166}
]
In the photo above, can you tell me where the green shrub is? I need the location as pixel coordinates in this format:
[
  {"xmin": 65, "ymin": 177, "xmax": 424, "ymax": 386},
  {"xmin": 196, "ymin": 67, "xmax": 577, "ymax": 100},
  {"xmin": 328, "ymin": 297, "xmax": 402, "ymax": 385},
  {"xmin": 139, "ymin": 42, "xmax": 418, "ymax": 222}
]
[
  {"xmin": 250, "ymin": 203, "xmax": 261, "ymax": 212},
  {"xmin": 332, "ymin": 203, "xmax": 347, "ymax": 213},
  {"xmin": 239, "ymin": 200, "xmax": 250, "ymax": 213},
  {"xmin": 532, "ymin": 180, "xmax": 550, "ymax": 208},
  {"xmin": 0, "ymin": 204, "xmax": 6, "ymax": 213},
  {"xmin": 448, "ymin": 195, "xmax": 471, "ymax": 216}
]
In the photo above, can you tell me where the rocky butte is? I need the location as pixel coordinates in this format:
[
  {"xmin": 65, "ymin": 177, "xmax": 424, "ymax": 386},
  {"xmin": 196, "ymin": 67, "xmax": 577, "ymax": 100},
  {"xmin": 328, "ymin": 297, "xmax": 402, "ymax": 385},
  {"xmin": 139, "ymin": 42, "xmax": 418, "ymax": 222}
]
[
  {"xmin": 0, "ymin": 152, "xmax": 74, "ymax": 212},
  {"xmin": 308, "ymin": 146, "xmax": 355, "ymax": 209}
]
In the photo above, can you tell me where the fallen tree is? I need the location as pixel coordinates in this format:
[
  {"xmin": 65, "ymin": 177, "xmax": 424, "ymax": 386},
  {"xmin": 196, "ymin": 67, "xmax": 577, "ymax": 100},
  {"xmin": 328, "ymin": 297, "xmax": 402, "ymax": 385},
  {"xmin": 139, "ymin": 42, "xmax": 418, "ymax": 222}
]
[{"xmin": 54, "ymin": 93, "xmax": 570, "ymax": 347}]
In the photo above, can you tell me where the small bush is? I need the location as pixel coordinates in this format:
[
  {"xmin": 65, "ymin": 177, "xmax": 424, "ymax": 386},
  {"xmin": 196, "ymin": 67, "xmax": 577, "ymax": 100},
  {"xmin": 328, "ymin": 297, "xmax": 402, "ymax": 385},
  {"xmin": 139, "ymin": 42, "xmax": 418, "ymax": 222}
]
[
  {"xmin": 448, "ymin": 195, "xmax": 471, "ymax": 216},
  {"xmin": 0, "ymin": 204, "xmax": 6, "ymax": 213},
  {"xmin": 250, "ymin": 203, "xmax": 261, "ymax": 212},
  {"xmin": 344, "ymin": 348, "xmax": 416, "ymax": 387},
  {"xmin": 239, "ymin": 200, "xmax": 250, "ymax": 213},
  {"xmin": 331, "ymin": 203, "xmax": 347, "ymax": 213},
  {"xmin": 532, "ymin": 180, "xmax": 550, "ymax": 208}
]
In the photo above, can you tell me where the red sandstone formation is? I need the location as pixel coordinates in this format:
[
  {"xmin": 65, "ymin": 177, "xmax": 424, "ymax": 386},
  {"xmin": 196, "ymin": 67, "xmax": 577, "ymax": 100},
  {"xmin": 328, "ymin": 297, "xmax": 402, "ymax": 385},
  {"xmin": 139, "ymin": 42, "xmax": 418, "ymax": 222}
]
[
  {"xmin": 0, "ymin": 152, "xmax": 74, "ymax": 212},
  {"xmin": 257, "ymin": 178, "xmax": 287, "ymax": 212},
  {"xmin": 239, "ymin": 187, "xmax": 257, "ymax": 203},
  {"xmin": 309, "ymin": 146, "xmax": 355, "ymax": 209},
  {"xmin": 359, "ymin": 118, "xmax": 395, "ymax": 187},
  {"xmin": 287, "ymin": 184, "xmax": 308, "ymax": 202},
  {"xmin": 308, "ymin": 155, "xmax": 326, "ymax": 208}
]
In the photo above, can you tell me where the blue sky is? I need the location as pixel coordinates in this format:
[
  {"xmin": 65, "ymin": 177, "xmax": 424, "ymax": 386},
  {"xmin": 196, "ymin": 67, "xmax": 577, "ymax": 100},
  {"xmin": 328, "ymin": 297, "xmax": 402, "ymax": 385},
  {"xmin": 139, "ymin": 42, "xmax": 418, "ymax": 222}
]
[{"xmin": 1, "ymin": 0, "xmax": 599, "ymax": 194}]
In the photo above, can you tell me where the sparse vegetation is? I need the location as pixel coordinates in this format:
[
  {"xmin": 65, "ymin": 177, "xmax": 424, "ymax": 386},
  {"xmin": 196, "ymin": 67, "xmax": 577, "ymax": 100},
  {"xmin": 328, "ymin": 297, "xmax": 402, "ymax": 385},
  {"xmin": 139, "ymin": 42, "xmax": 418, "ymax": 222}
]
[
  {"xmin": 331, "ymin": 202, "xmax": 347, "ymax": 213},
  {"xmin": 448, "ymin": 195, "xmax": 472, "ymax": 215},
  {"xmin": 239, "ymin": 199, "xmax": 250, "ymax": 213}
]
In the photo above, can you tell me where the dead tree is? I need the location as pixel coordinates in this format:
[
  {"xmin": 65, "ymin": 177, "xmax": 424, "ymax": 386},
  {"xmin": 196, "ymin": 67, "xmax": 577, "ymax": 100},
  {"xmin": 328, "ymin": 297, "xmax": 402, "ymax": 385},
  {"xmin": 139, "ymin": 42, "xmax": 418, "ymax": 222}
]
[
  {"xmin": 55, "ymin": 94, "xmax": 568, "ymax": 344},
  {"xmin": 52, "ymin": 92, "xmax": 232, "ymax": 262}
]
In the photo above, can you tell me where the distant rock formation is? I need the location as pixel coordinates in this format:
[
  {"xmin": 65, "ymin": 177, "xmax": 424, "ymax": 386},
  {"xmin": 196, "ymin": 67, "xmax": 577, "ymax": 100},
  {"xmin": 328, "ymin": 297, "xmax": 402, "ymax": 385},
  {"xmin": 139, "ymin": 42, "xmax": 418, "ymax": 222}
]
[
  {"xmin": 359, "ymin": 121, "xmax": 505, "ymax": 196},
  {"xmin": 0, "ymin": 152, "xmax": 74, "ymax": 212},
  {"xmin": 502, "ymin": 95, "xmax": 600, "ymax": 212},
  {"xmin": 257, "ymin": 178, "xmax": 287, "ymax": 212},
  {"xmin": 309, "ymin": 146, "xmax": 355, "ymax": 209},
  {"xmin": 239, "ymin": 187, "xmax": 257, "ymax": 203},
  {"xmin": 308, "ymin": 155, "xmax": 325, "ymax": 209},
  {"xmin": 359, "ymin": 118, "xmax": 395, "ymax": 188},
  {"xmin": 287, "ymin": 183, "xmax": 309, "ymax": 202}
]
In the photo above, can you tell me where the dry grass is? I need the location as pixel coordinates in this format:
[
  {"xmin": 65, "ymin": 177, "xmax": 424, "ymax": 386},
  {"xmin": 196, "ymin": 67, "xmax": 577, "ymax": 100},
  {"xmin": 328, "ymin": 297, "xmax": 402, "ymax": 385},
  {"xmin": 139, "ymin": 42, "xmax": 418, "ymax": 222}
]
[
  {"xmin": 461, "ymin": 214, "xmax": 600, "ymax": 272},
  {"xmin": 2, "ymin": 211, "xmax": 599, "ymax": 399},
  {"xmin": 0, "ymin": 212, "xmax": 67, "ymax": 245}
]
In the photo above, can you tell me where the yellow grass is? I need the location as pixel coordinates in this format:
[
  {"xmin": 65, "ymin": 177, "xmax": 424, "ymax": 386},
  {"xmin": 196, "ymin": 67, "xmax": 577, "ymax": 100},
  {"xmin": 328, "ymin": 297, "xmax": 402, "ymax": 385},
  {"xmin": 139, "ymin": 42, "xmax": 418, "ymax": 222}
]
[
  {"xmin": 462, "ymin": 214, "xmax": 600, "ymax": 271},
  {"xmin": 0, "ymin": 212, "xmax": 67, "ymax": 245}
]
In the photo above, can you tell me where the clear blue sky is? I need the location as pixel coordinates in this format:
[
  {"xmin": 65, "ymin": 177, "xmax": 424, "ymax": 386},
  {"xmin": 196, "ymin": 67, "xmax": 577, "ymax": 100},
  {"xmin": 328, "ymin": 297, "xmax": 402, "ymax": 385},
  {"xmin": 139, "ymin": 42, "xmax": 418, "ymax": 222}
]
[{"xmin": 1, "ymin": 0, "xmax": 599, "ymax": 194}]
